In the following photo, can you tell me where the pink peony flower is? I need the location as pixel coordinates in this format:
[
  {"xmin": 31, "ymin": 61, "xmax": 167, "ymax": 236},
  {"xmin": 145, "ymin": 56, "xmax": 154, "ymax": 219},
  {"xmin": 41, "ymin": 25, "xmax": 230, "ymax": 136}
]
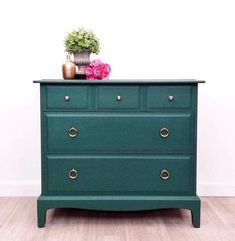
[
  {"xmin": 85, "ymin": 60, "xmax": 111, "ymax": 80},
  {"xmin": 86, "ymin": 75, "xmax": 96, "ymax": 80},
  {"xmin": 92, "ymin": 65, "xmax": 103, "ymax": 77},
  {"xmin": 102, "ymin": 64, "xmax": 111, "ymax": 74},
  {"xmin": 91, "ymin": 59, "xmax": 102, "ymax": 66},
  {"xmin": 85, "ymin": 66, "xmax": 93, "ymax": 76}
]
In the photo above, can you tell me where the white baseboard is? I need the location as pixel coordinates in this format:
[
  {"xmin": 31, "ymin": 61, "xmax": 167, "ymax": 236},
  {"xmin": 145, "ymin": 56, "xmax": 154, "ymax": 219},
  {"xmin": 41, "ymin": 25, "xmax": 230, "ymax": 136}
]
[
  {"xmin": 0, "ymin": 180, "xmax": 235, "ymax": 196},
  {"xmin": 197, "ymin": 183, "xmax": 235, "ymax": 196},
  {"xmin": 0, "ymin": 180, "xmax": 41, "ymax": 196}
]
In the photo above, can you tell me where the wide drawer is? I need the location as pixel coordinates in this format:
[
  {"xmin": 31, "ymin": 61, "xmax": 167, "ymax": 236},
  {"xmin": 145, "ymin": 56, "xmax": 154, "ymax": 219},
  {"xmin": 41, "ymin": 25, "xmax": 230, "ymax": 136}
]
[
  {"xmin": 44, "ymin": 113, "xmax": 193, "ymax": 153},
  {"xmin": 46, "ymin": 155, "xmax": 193, "ymax": 194},
  {"xmin": 96, "ymin": 86, "xmax": 140, "ymax": 110},
  {"xmin": 147, "ymin": 85, "xmax": 193, "ymax": 109},
  {"xmin": 45, "ymin": 85, "xmax": 89, "ymax": 110}
]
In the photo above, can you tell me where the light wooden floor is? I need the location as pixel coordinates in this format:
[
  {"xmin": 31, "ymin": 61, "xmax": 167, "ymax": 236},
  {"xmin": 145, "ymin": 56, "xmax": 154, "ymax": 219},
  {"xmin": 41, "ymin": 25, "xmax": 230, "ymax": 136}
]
[{"xmin": 0, "ymin": 197, "xmax": 234, "ymax": 241}]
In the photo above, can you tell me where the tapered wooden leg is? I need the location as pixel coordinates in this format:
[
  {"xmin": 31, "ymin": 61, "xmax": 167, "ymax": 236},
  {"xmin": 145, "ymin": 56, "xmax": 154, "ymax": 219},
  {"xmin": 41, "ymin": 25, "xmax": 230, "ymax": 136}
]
[
  {"xmin": 191, "ymin": 204, "xmax": 201, "ymax": 228},
  {"xmin": 37, "ymin": 201, "xmax": 47, "ymax": 228}
]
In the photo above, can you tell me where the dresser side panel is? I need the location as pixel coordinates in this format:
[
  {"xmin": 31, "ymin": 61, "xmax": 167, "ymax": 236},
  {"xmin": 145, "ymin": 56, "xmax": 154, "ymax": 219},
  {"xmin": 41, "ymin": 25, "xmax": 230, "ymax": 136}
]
[
  {"xmin": 40, "ymin": 84, "xmax": 48, "ymax": 195},
  {"xmin": 192, "ymin": 84, "xmax": 198, "ymax": 195}
]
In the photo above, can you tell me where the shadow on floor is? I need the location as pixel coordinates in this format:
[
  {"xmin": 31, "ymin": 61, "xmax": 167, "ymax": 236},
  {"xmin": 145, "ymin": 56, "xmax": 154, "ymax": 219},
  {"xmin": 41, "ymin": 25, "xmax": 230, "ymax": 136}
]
[{"xmin": 47, "ymin": 208, "xmax": 188, "ymax": 226}]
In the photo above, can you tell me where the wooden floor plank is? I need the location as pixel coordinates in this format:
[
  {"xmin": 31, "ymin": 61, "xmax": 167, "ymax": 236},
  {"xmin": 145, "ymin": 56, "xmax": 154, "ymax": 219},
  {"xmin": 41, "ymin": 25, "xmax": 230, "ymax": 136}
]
[{"xmin": 0, "ymin": 197, "xmax": 234, "ymax": 241}]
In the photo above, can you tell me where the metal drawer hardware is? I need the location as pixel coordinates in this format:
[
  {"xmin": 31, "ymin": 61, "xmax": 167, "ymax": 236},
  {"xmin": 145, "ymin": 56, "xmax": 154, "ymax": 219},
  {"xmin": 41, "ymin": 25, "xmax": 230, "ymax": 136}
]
[
  {"xmin": 116, "ymin": 95, "xmax": 122, "ymax": 101},
  {"xmin": 168, "ymin": 95, "xmax": 174, "ymax": 101},
  {"xmin": 160, "ymin": 169, "xmax": 170, "ymax": 180},
  {"xmin": 64, "ymin": 95, "xmax": 70, "ymax": 101},
  {"xmin": 160, "ymin": 128, "xmax": 169, "ymax": 138},
  {"xmin": 68, "ymin": 127, "xmax": 78, "ymax": 138},
  {"xmin": 68, "ymin": 169, "xmax": 78, "ymax": 179}
]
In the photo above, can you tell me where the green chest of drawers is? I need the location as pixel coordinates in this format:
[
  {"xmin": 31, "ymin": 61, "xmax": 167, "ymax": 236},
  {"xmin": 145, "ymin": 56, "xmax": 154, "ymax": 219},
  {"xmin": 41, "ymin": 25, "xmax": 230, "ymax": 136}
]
[{"xmin": 34, "ymin": 79, "xmax": 205, "ymax": 228}]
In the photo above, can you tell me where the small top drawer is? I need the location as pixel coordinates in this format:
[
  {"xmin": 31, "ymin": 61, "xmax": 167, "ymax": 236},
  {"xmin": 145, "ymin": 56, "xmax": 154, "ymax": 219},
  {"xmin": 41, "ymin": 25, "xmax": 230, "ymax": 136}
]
[
  {"xmin": 45, "ymin": 85, "xmax": 89, "ymax": 110},
  {"xmin": 97, "ymin": 86, "xmax": 140, "ymax": 110},
  {"xmin": 147, "ymin": 85, "xmax": 192, "ymax": 109}
]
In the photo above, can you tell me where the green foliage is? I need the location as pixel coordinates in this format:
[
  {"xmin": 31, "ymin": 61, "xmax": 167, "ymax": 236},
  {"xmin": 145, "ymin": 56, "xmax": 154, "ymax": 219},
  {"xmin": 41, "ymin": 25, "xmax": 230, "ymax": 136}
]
[{"xmin": 64, "ymin": 28, "xmax": 100, "ymax": 54}]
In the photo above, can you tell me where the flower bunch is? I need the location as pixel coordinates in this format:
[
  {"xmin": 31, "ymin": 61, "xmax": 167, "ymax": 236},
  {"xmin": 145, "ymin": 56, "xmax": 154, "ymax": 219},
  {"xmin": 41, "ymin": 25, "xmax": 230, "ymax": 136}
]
[{"xmin": 85, "ymin": 60, "xmax": 111, "ymax": 80}]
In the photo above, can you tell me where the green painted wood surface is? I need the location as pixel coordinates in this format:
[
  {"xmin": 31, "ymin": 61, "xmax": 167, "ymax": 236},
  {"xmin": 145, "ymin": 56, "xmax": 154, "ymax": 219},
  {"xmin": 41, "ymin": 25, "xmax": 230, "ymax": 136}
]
[
  {"xmin": 37, "ymin": 195, "xmax": 200, "ymax": 228},
  {"xmin": 46, "ymin": 155, "xmax": 193, "ymax": 194},
  {"xmin": 35, "ymin": 79, "xmax": 203, "ymax": 228},
  {"xmin": 41, "ymin": 84, "xmax": 197, "ymax": 112},
  {"xmin": 34, "ymin": 79, "xmax": 205, "ymax": 84},
  {"xmin": 97, "ymin": 86, "xmax": 140, "ymax": 110},
  {"xmin": 147, "ymin": 85, "xmax": 192, "ymax": 109},
  {"xmin": 44, "ymin": 113, "xmax": 193, "ymax": 154},
  {"xmin": 46, "ymin": 85, "xmax": 89, "ymax": 110}
]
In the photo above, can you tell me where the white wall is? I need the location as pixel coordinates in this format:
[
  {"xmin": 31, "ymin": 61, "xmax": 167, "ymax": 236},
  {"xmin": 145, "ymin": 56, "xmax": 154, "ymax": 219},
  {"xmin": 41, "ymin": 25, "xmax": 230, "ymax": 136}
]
[{"xmin": 0, "ymin": 0, "xmax": 234, "ymax": 196}]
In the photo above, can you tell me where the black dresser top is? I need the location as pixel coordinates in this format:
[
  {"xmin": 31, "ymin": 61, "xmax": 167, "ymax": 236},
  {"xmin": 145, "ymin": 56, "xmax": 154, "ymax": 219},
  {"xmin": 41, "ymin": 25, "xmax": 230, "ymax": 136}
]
[{"xmin": 33, "ymin": 79, "xmax": 205, "ymax": 84}]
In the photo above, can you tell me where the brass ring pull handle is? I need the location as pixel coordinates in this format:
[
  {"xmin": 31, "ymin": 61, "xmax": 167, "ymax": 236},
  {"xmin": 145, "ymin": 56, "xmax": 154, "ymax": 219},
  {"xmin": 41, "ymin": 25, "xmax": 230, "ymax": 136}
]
[
  {"xmin": 116, "ymin": 95, "xmax": 122, "ymax": 101},
  {"xmin": 168, "ymin": 95, "xmax": 174, "ymax": 101},
  {"xmin": 160, "ymin": 128, "xmax": 169, "ymax": 138},
  {"xmin": 68, "ymin": 169, "xmax": 78, "ymax": 179},
  {"xmin": 68, "ymin": 127, "xmax": 78, "ymax": 138},
  {"xmin": 64, "ymin": 95, "xmax": 70, "ymax": 101},
  {"xmin": 160, "ymin": 169, "xmax": 170, "ymax": 180}
]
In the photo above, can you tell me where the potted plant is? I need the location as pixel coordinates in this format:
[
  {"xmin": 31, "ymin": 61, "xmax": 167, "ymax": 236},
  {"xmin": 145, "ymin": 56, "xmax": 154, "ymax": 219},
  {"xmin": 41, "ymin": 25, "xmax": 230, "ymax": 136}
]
[{"xmin": 64, "ymin": 28, "xmax": 100, "ymax": 78}]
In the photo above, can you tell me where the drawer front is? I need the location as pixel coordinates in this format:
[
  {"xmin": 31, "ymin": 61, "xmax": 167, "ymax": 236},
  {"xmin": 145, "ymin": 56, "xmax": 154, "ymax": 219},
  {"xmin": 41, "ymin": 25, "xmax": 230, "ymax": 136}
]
[
  {"xmin": 147, "ymin": 85, "xmax": 192, "ymax": 109},
  {"xmin": 45, "ymin": 85, "xmax": 89, "ymax": 110},
  {"xmin": 46, "ymin": 155, "xmax": 193, "ymax": 194},
  {"xmin": 44, "ymin": 113, "xmax": 193, "ymax": 153},
  {"xmin": 97, "ymin": 86, "xmax": 140, "ymax": 110}
]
